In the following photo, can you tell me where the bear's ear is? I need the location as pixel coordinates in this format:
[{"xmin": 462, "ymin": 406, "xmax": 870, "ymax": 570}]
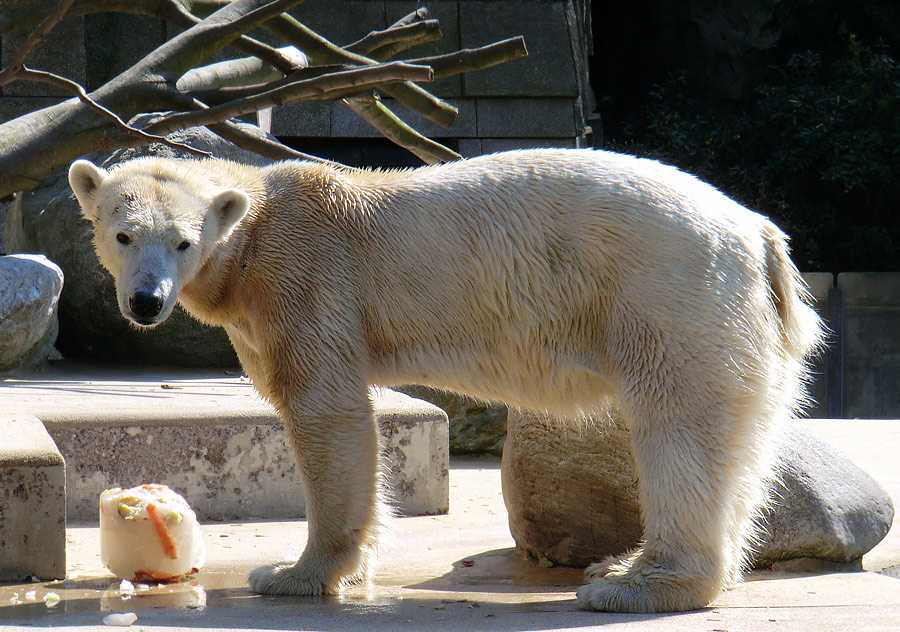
[
  {"xmin": 68, "ymin": 160, "xmax": 109, "ymax": 222},
  {"xmin": 211, "ymin": 188, "xmax": 250, "ymax": 240}
]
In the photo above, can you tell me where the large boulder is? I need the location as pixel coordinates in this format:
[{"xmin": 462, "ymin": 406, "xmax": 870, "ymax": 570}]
[
  {"xmin": 4, "ymin": 119, "xmax": 276, "ymax": 366},
  {"xmin": 755, "ymin": 423, "xmax": 896, "ymax": 568},
  {"xmin": 0, "ymin": 254, "xmax": 64, "ymax": 374},
  {"xmin": 501, "ymin": 408, "xmax": 642, "ymax": 566},
  {"xmin": 502, "ymin": 408, "xmax": 894, "ymax": 569}
]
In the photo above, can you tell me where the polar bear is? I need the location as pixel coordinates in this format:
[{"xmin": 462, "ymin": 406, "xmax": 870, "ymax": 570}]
[{"xmin": 68, "ymin": 149, "xmax": 821, "ymax": 613}]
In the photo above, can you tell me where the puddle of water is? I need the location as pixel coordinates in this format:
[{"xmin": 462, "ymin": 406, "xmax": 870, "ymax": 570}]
[
  {"xmin": 0, "ymin": 576, "xmax": 211, "ymax": 619},
  {"xmin": 0, "ymin": 568, "xmax": 424, "ymax": 621}
]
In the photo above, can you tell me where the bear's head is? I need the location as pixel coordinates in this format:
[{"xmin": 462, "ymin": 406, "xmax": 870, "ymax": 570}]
[{"xmin": 68, "ymin": 157, "xmax": 250, "ymax": 328}]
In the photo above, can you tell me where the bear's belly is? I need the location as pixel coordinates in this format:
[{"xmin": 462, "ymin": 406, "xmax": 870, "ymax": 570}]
[{"xmin": 370, "ymin": 344, "xmax": 616, "ymax": 416}]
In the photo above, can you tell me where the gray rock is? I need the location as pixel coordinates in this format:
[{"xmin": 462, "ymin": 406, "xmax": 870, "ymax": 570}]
[
  {"xmin": 757, "ymin": 422, "xmax": 896, "ymax": 568},
  {"xmin": 501, "ymin": 408, "xmax": 894, "ymax": 570},
  {"xmin": 397, "ymin": 385, "xmax": 508, "ymax": 455},
  {"xmin": 4, "ymin": 117, "xmax": 276, "ymax": 367},
  {"xmin": 0, "ymin": 254, "xmax": 64, "ymax": 374}
]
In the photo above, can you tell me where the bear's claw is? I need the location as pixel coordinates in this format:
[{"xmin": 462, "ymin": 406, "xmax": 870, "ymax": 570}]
[{"xmin": 584, "ymin": 548, "xmax": 639, "ymax": 580}]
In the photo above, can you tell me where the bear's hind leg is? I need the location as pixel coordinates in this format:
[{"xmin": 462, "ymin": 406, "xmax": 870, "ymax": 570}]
[{"xmin": 576, "ymin": 377, "xmax": 772, "ymax": 613}]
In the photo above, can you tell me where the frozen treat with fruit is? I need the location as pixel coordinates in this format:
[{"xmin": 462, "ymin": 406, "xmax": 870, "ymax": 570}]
[{"xmin": 99, "ymin": 484, "xmax": 205, "ymax": 582}]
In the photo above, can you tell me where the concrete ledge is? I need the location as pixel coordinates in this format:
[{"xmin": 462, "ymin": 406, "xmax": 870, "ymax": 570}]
[
  {"xmin": 1, "ymin": 363, "xmax": 449, "ymax": 523},
  {"xmin": 0, "ymin": 415, "xmax": 66, "ymax": 581},
  {"xmin": 375, "ymin": 387, "xmax": 450, "ymax": 517}
]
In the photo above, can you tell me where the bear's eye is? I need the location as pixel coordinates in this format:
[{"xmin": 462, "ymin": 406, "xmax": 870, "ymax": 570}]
[
  {"xmin": 177, "ymin": 241, "xmax": 191, "ymax": 252},
  {"xmin": 116, "ymin": 233, "xmax": 131, "ymax": 245}
]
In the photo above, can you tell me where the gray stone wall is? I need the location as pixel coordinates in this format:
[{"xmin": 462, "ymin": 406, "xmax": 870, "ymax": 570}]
[
  {"xmin": 801, "ymin": 272, "xmax": 900, "ymax": 420},
  {"xmin": 835, "ymin": 274, "xmax": 900, "ymax": 419},
  {"xmin": 272, "ymin": 0, "xmax": 593, "ymax": 154}
]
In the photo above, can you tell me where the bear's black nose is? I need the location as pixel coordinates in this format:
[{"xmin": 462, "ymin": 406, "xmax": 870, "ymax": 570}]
[{"xmin": 129, "ymin": 291, "xmax": 163, "ymax": 319}]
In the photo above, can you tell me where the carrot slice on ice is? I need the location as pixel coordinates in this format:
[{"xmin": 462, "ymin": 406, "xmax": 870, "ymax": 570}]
[{"xmin": 146, "ymin": 502, "xmax": 178, "ymax": 559}]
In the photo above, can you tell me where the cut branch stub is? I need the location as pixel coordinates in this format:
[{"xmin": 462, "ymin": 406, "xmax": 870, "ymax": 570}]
[{"xmin": 149, "ymin": 0, "xmax": 305, "ymax": 80}]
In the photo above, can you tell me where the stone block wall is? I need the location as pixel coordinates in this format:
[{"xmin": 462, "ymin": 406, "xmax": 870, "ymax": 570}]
[
  {"xmin": 273, "ymin": 0, "xmax": 593, "ymax": 159},
  {"xmin": 802, "ymin": 272, "xmax": 900, "ymax": 420},
  {"xmin": 803, "ymin": 272, "xmax": 832, "ymax": 419},
  {"xmin": 836, "ymin": 274, "xmax": 900, "ymax": 419}
]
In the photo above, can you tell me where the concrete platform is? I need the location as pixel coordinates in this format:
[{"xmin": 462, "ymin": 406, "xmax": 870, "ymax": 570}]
[{"xmin": 0, "ymin": 363, "xmax": 449, "ymax": 521}]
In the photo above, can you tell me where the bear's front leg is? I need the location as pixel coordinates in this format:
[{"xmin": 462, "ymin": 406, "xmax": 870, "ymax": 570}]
[{"xmin": 248, "ymin": 392, "xmax": 383, "ymax": 596}]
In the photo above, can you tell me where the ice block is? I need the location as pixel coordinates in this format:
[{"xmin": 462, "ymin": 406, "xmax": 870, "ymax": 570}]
[{"xmin": 99, "ymin": 484, "xmax": 205, "ymax": 582}]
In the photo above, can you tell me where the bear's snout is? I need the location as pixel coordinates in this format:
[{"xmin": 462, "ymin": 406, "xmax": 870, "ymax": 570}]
[{"xmin": 128, "ymin": 290, "xmax": 164, "ymax": 323}]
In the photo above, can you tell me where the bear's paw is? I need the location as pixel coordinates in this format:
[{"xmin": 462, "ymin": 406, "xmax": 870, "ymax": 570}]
[
  {"xmin": 575, "ymin": 576, "xmax": 711, "ymax": 614},
  {"xmin": 249, "ymin": 559, "xmax": 365, "ymax": 596}
]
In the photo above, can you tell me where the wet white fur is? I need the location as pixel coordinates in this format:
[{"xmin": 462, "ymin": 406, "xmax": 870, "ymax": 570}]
[{"xmin": 69, "ymin": 149, "xmax": 821, "ymax": 612}]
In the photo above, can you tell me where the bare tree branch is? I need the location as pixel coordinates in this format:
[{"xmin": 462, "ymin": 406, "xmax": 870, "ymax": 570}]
[
  {"xmin": 177, "ymin": 46, "xmax": 308, "ymax": 92},
  {"xmin": 0, "ymin": 0, "xmax": 305, "ymax": 76},
  {"xmin": 265, "ymin": 14, "xmax": 459, "ymax": 129},
  {"xmin": 17, "ymin": 68, "xmax": 211, "ymax": 157},
  {"xmin": 406, "ymin": 36, "xmax": 528, "ymax": 78},
  {"xmin": 0, "ymin": 0, "xmax": 208, "ymax": 157},
  {"xmin": 0, "ymin": 0, "xmax": 308, "ymax": 197},
  {"xmin": 345, "ymin": 95, "xmax": 461, "ymax": 164},
  {"xmin": 206, "ymin": 120, "xmax": 334, "ymax": 163},
  {"xmin": 346, "ymin": 20, "xmax": 442, "ymax": 58},
  {"xmin": 0, "ymin": 0, "xmax": 75, "ymax": 86},
  {"xmin": 145, "ymin": 61, "xmax": 435, "ymax": 135},
  {"xmin": 0, "ymin": 1, "xmax": 528, "ymax": 199},
  {"xmin": 184, "ymin": 64, "xmax": 350, "ymax": 104},
  {"xmin": 148, "ymin": 0, "xmax": 305, "ymax": 80},
  {"xmin": 388, "ymin": 7, "xmax": 430, "ymax": 29},
  {"xmin": 0, "ymin": 1, "xmax": 227, "ymax": 36},
  {"xmin": 161, "ymin": 0, "xmax": 306, "ymax": 76}
]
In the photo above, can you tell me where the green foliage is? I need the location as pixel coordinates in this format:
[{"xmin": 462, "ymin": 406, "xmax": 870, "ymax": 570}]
[{"xmin": 611, "ymin": 38, "xmax": 900, "ymax": 272}]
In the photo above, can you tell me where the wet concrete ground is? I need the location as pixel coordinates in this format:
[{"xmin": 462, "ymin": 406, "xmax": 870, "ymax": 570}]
[{"xmin": 2, "ymin": 427, "xmax": 900, "ymax": 631}]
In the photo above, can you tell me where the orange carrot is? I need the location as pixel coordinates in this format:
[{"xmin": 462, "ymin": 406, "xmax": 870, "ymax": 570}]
[{"xmin": 145, "ymin": 502, "xmax": 178, "ymax": 559}]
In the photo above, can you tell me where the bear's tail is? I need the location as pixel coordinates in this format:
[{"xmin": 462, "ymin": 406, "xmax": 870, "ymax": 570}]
[{"xmin": 763, "ymin": 223, "xmax": 824, "ymax": 362}]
